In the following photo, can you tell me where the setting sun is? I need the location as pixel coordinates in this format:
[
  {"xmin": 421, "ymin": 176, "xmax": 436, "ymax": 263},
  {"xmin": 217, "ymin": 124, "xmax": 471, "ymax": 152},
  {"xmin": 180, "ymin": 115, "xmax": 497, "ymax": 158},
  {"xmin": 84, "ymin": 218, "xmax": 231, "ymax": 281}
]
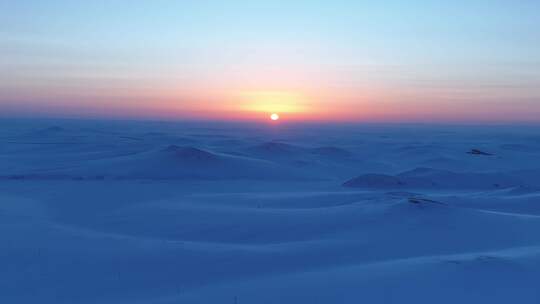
[{"xmin": 270, "ymin": 113, "xmax": 280, "ymax": 121}]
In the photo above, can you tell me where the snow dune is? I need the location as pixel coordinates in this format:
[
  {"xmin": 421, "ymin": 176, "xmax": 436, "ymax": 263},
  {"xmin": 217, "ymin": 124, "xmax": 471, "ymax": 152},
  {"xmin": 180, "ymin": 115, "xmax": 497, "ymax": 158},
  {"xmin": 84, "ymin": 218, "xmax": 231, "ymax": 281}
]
[
  {"xmin": 344, "ymin": 167, "xmax": 539, "ymax": 190},
  {"xmin": 1, "ymin": 120, "xmax": 540, "ymax": 303}
]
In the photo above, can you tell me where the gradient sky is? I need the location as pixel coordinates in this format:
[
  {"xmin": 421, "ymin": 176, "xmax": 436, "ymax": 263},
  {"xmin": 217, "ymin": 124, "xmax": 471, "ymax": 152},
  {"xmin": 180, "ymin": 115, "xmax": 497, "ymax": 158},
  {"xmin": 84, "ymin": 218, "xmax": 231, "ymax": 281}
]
[{"xmin": 1, "ymin": 0, "xmax": 540, "ymax": 122}]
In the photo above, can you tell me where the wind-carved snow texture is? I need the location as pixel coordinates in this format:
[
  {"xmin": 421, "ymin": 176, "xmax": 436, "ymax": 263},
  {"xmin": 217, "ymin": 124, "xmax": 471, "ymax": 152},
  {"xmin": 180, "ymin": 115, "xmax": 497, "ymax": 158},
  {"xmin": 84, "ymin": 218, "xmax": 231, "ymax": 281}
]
[{"xmin": 1, "ymin": 119, "xmax": 540, "ymax": 303}]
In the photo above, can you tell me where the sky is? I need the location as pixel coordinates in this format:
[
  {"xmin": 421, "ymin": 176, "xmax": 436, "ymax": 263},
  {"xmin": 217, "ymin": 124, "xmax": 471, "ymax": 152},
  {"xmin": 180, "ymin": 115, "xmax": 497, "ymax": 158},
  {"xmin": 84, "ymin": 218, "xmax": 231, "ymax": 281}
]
[{"xmin": 1, "ymin": 0, "xmax": 540, "ymax": 123}]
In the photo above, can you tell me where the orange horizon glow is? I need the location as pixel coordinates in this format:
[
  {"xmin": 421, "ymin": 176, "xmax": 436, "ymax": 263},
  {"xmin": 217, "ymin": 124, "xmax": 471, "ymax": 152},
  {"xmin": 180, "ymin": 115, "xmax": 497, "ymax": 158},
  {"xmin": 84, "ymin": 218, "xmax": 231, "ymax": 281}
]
[{"xmin": 3, "ymin": 86, "xmax": 540, "ymax": 124}]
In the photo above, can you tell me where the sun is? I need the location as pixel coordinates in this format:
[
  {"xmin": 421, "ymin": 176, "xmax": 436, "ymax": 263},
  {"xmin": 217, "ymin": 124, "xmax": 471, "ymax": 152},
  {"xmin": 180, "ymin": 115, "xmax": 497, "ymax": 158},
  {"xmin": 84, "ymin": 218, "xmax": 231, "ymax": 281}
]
[{"xmin": 270, "ymin": 113, "xmax": 280, "ymax": 121}]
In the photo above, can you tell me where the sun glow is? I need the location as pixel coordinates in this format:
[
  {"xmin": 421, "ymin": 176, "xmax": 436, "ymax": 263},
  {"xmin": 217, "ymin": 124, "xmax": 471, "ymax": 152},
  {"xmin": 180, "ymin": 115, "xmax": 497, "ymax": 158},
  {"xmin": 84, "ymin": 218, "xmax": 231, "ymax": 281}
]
[
  {"xmin": 270, "ymin": 113, "xmax": 280, "ymax": 121},
  {"xmin": 238, "ymin": 91, "xmax": 307, "ymax": 115}
]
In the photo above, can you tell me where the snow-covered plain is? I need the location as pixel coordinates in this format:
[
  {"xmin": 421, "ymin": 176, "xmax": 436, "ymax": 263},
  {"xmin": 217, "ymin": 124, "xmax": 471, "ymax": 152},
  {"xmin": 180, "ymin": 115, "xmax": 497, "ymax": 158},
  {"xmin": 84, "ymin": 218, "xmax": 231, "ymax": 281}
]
[{"xmin": 1, "ymin": 118, "xmax": 540, "ymax": 303}]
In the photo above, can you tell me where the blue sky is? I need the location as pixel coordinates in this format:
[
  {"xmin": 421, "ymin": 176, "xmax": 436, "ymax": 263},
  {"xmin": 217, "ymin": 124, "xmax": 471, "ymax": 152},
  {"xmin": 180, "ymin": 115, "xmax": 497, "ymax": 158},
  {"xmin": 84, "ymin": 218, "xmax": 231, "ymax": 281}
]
[{"xmin": 1, "ymin": 0, "xmax": 539, "ymax": 122}]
